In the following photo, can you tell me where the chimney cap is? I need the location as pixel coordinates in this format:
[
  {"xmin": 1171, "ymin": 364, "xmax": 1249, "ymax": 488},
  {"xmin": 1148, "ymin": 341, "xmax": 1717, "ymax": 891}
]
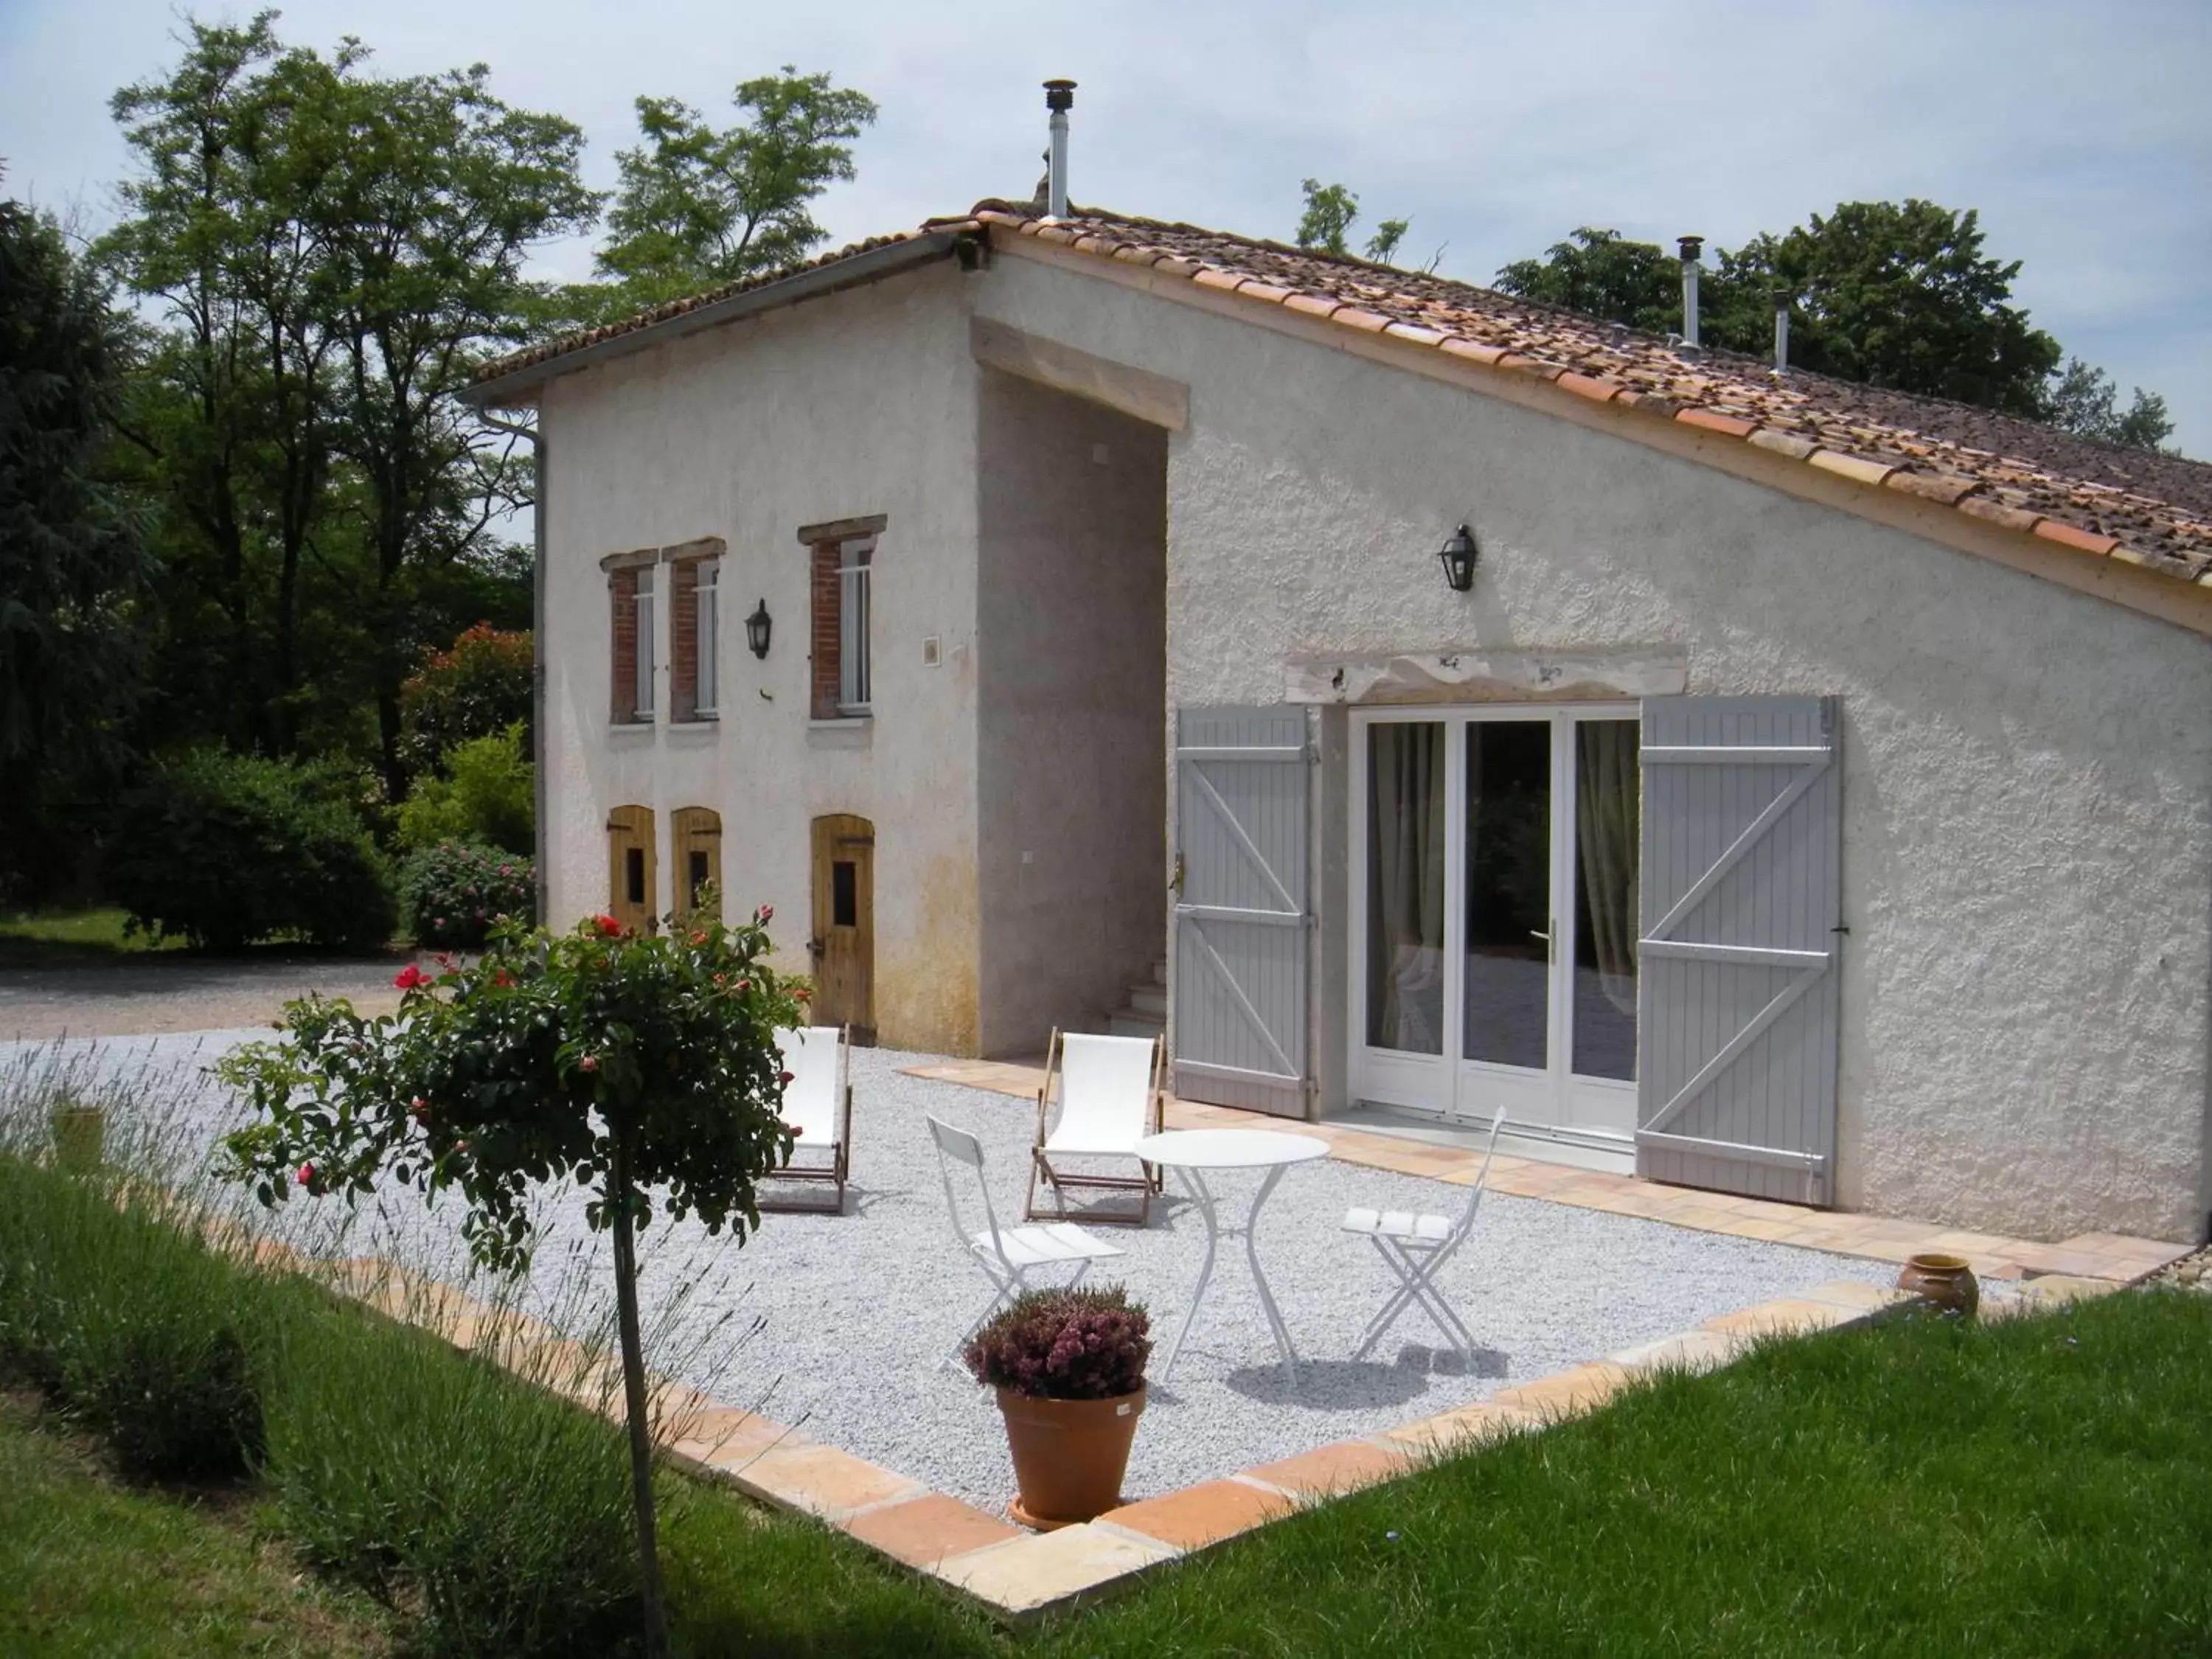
[
  {"xmin": 1043, "ymin": 78, "xmax": 1077, "ymax": 111},
  {"xmin": 1677, "ymin": 234, "xmax": 1704, "ymax": 262}
]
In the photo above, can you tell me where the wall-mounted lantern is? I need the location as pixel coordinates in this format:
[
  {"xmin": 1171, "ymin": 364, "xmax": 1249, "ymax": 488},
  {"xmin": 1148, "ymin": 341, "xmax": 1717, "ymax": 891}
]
[
  {"xmin": 744, "ymin": 598, "xmax": 773, "ymax": 659},
  {"xmin": 1439, "ymin": 524, "xmax": 1479, "ymax": 592}
]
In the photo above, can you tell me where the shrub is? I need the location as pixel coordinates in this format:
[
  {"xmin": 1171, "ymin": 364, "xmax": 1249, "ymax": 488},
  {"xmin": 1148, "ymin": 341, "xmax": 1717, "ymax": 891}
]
[
  {"xmin": 396, "ymin": 723, "xmax": 533, "ymax": 856},
  {"xmin": 400, "ymin": 623, "xmax": 532, "ymax": 777},
  {"xmin": 108, "ymin": 748, "xmax": 396, "ymax": 951},
  {"xmin": 964, "ymin": 1285, "xmax": 1151, "ymax": 1399},
  {"xmin": 398, "ymin": 841, "xmax": 535, "ymax": 950}
]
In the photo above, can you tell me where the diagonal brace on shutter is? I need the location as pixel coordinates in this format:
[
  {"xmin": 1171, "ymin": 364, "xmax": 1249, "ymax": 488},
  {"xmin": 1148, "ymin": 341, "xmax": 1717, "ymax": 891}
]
[
  {"xmin": 1183, "ymin": 763, "xmax": 1303, "ymax": 917},
  {"xmin": 1182, "ymin": 916, "xmax": 1300, "ymax": 1079}
]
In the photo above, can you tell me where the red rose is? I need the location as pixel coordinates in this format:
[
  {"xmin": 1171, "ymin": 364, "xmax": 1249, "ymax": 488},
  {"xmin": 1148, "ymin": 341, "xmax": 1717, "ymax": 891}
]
[
  {"xmin": 594, "ymin": 914, "xmax": 622, "ymax": 937},
  {"xmin": 394, "ymin": 964, "xmax": 430, "ymax": 991},
  {"xmin": 410, "ymin": 1097, "xmax": 430, "ymax": 1124},
  {"xmin": 779, "ymin": 1070, "xmax": 794, "ymax": 1085},
  {"xmin": 579, "ymin": 1054, "xmax": 599, "ymax": 1073},
  {"xmin": 794, "ymin": 986, "xmax": 810, "ymax": 1004},
  {"xmin": 756, "ymin": 904, "xmax": 773, "ymax": 924},
  {"xmin": 296, "ymin": 1161, "xmax": 315, "ymax": 1186},
  {"xmin": 494, "ymin": 970, "xmax": 514, "ymax": 987}
]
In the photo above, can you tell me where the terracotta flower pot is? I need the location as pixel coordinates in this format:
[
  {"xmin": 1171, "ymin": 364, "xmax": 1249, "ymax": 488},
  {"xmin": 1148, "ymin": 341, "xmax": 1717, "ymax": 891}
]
[
  {"xmin": 1897, "ymin": 1251, "xmax": 1979, "ymax": 1317},
  {"xmin": 995, "ymin": 1384, "xmax": 1146, "ymax": 1529}
]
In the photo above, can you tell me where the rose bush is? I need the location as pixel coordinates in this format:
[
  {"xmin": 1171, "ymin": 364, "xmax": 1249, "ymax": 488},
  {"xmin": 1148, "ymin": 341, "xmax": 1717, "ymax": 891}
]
[
  {"xmin": 397, "ymin": 840, "xmax": 535, "ymax": 950},
  {"xmin": 220, "ymin": 903, "xmax": 805, "ymax": 1653}
]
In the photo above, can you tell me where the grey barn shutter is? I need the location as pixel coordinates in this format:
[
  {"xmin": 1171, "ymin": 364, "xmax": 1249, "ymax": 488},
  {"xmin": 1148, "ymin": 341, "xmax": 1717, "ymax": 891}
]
[
  {"xmin": 1172, "ymin": 706, "xmax": 1313, "ymax": 1118},
  {"xmin": 1636, "ymin": 696, "xmax": 1841, "ymax": 1203}
]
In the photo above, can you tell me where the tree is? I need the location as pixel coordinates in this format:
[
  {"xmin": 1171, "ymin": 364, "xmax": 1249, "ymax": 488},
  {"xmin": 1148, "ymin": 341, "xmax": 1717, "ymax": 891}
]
[
  {"xmin": 1295, "ymin": 179, "xmax": 1359, "ymax": 257},
  {"xmin": 222, "ymin": 909, "xmax": 808, "ymax": 1658},
  {"xmin": 590, "ymin": 68, "xmax": 877, "ymax": 313},
  {"xmin": 399, "ymin": 622, "xmax": 535, "ymax": 776},
  {"xmin": 2041, "ymin": 357, "xmax": 2177, "ymax": 453},
  {"xmin": 100, "ymin": 15, "xmax": 585, "ymax": 792},
  {"xmin": 1495, "ymin": 226, "xmax": 1683, "ymax": 333},
  {"xmin": 0, "ymin": 184, "xmax": 152, "ymax": 897}
]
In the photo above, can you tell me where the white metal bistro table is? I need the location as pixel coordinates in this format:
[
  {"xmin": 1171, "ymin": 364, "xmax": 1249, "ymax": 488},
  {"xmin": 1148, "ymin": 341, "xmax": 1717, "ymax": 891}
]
[{"xmin": 1134, "ymin": 1127, "xmax": 1331, "ymax": 1391}]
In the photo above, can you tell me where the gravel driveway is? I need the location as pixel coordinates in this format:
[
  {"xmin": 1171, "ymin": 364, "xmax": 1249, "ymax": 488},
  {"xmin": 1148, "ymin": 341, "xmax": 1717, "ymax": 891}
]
[
  {"xmin": 9, "ymin": 1030, "xmax": 1895, "ymax": 1513},
  {"xmin": 0, "ymin": 954, "xmax": 412, "ymax": 1040}
]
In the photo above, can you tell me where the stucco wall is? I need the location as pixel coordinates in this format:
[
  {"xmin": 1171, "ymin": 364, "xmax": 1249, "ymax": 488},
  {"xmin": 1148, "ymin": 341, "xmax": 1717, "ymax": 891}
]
[
  {"xmin": 974, "ymin": 370, "xmax": 1168, "ymax": 1056},
  {"xmin": 538, "ymin": 266, "xmax": 984, "ymax": 1052},
  {"xmin": 974, "ymin": 253, "xmax": 2212, "ymax": 1243}
]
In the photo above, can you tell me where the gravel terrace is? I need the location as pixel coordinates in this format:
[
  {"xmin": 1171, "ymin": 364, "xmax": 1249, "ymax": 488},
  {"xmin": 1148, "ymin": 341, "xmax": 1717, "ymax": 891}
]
[
  {"xmin": 0, "ymin": 954, "xmax": 412, "ymax": 1040},
  {"xmin": 10, "ymin": 1030, "xmax": 1898, "ymax": 1512}
]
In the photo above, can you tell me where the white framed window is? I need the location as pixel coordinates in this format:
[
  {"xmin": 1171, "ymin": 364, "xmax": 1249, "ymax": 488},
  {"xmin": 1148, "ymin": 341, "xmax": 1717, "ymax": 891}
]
[
  {"xmin": 695, "ymin": 557, "xmax": 719, "ymax": 717},
  {"xmin": 838, "ymin": 538, "xmax": 872, "ymax": 714},
  {"xmin": 634, "ymin": 566, "xmax": 657, "ymax": 718}
]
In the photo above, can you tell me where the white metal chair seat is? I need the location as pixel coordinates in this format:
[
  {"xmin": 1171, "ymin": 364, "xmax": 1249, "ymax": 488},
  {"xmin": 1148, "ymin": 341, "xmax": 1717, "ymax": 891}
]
[
  {"xmin": 928, "ymin": 1114, "xmax": 1122, "ymax": 1356},
  {"xmin": 1341, "ymin": 1207, "xmax": 1455, "ymax": 1245},
  {"xmin": 1341, "ymin": 1115, "xmax": 1506, "ymax": 1364},
  {"xmin": 1026, "ymin": 1029, "xmax": 1166, "ymax": 1226},
  {"xmin": 969, "ymin": 1221, "xmax": 1112, "ymax": 1270}
]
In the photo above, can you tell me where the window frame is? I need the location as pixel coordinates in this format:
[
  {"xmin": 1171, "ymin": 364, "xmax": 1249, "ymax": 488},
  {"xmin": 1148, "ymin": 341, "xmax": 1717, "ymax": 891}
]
[
  {"xmin": 695, "ymin": 557, "xmax": 719, "ymax": 718},
  {"xmin": 633, "ymin": 566, "xmax": 658, "ymax": 720},
  {"xmin": 836, "ymin": 537, "xmax": 873, "ymax": 716}
]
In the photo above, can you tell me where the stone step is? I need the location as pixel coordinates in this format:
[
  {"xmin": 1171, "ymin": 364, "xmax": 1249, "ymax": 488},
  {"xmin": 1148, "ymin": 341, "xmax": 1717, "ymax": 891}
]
[
  {"xmin": 1126, "ymin": 984, "xmax": 1166, "ymax": 1018},
  {"xmin": 1149, "ymin": 959, "xmax": 1168, "ymax": 987},
  {"xmin": 1106, "ymin": 1009, "xmax": 1165, "ymax": 1040}
]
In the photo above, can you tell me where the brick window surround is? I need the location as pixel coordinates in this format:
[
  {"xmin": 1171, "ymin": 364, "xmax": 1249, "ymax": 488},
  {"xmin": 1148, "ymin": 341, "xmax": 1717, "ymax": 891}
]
[
  {"xmin": 600, "ymin": 548, "xmax": 659, "ymax": 724},
  {"xmin": 799, "ymin": 515, "xmax": 886, "ymax": 720},
  {"xmin": 663, "ymin": 536, "xmax": 724, "ymax": 723}
]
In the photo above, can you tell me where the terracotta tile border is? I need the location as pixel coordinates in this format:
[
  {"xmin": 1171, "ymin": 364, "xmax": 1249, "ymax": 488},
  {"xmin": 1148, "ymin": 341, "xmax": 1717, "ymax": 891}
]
[{"xmin": 294, "ymin": 1079, "xmax": 2166, "ymax": 1624}]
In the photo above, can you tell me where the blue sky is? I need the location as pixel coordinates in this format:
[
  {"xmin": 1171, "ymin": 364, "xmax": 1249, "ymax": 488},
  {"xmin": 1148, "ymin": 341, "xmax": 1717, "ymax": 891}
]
[{"xmin": 5, "ymin": 0, "xmax": 2207, "ymax": 455}]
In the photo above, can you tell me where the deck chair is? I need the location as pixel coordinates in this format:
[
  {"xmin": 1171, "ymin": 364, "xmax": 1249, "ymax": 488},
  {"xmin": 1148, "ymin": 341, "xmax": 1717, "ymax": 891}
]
[
  {"xmin": 926, "ymin": 1114, "xmax": 1124, "ymax": 1355},
  {"xmin": 1341, "ymin": 1114, "xmax": 1508, "ymax": 1363},
  {"xmin": 1025, "ymin": 1030, "xmax": 1166, "ymax": 1226},
  {"xmin": 758, "ymin": 1025, "xmax": 852, "ymax": 1214}
]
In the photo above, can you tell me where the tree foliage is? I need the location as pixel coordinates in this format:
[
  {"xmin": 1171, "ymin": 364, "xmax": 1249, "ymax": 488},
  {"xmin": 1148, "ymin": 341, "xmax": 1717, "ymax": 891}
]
[
  {"xmin": 0, "ymin": 185, "xmax": 152, "ymax": 897},
  {"xmin": 99, "ymin": 14, "xmax": 586, "ymax": 794},
  {"xmin": 1495, "ymin": 226, "xmax": 1682, "ymax": 333},
  {"xmin": 221, "ymin": 908, "xmax": 810, "ymax": 1656},
  {"xmin": 588, "ymin": 67, "xmax": 877, "ymax": 315},
  {"xmin": 2041, "ymin": 357, "xmax": 2177, "ymax": 453},
  {"xmin": 399, "ymin": 622, "xmax": 535, "ymax": 776}
]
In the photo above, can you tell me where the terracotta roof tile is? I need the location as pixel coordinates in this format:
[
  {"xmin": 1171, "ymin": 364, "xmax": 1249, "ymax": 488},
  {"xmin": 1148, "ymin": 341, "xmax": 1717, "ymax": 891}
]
[{"xmin": 472, "ymin": 200, "xmax": 2212, "ymax": 591}]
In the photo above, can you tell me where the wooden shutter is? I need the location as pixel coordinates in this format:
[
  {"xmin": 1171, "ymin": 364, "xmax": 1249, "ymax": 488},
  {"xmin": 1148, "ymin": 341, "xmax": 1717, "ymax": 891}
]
[
  {"xmin": 1172, "ymin": 707, "xmax": 1313, "ymax": 1118},
  {"xmin": 606, "ymin": 804, "xmax": 657, "ymax": 936},
  {"xmin": 1636, "ymin": 697, "xmax": 1841, "ymax": 1203}
]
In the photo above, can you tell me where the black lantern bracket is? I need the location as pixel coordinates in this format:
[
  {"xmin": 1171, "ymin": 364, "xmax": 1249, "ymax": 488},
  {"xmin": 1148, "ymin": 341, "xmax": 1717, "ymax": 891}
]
[
  {"xmin": 744, "ymin": 597, "xmax": 773, "ymax": 659},
  {"xmin": 1439, "ymin": 524, "xmax": 1478, "ymax": 591}
]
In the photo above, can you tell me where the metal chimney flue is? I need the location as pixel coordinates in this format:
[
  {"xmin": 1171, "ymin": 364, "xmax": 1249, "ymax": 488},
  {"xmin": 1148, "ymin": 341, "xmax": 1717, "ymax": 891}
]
[
  {"xmin": 1772, "ymin": 288, "xmax": 1791, "ymax": 375},
  {"xmin": 1677, "ymin": 235, "xmax": 1703, "ymax": 351},
  {"xmin": 1043, "ymin": 80, "xmax": 1076, "ymax": 219}
]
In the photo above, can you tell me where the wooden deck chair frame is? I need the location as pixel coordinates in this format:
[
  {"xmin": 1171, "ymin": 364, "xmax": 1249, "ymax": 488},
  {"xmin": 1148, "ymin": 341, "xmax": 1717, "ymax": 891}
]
[
  {"xmin": 758, "ymin": 1024, "xmax": 852, "ymax": 1214},
  {"xmin": 1024, "ymin": 1029, "xmax": 1166, "ymax": 1227}
]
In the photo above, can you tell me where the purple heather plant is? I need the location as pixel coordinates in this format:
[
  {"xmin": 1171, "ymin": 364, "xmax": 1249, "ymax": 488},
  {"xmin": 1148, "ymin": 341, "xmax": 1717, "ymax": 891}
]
[{"xmin": 964, "ymin": 1285, "xmax": 1151, "ymax": 1401}]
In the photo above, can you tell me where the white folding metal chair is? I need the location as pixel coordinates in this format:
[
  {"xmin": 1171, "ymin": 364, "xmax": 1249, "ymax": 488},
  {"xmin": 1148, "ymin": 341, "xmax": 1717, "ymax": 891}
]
[
  {"xmin": 758, "ymin": 1025, "xmax": 852, "ymax": 1213},
  {"xmin": 1341, "ymin": 1115, "xmax": 1507, "ymax": 1363},
  {"xmin": 1025, "ymin": 1029, "xmax": 1166, "ymax": 1225},
  {"xmin": 925, "ymin": 1114, "xmax": 1124, "ymax": 1354}
]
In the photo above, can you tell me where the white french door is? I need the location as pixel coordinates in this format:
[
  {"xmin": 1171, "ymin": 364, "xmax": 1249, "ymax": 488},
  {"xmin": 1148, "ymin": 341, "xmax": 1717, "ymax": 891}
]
[{"xmin": 1351, "ymin": 704, "xmax": 1641, "ymax": 1151}]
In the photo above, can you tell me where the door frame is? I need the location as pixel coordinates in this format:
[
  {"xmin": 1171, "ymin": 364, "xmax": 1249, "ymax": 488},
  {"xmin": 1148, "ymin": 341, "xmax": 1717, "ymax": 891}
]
[
  {"xmin": 1347, "ymin": 702, "xmax": 1639, "ymax": 1156},
  {"xmin": 809, "ymin": 813, "xmax": 876, "ymax": 1045}
]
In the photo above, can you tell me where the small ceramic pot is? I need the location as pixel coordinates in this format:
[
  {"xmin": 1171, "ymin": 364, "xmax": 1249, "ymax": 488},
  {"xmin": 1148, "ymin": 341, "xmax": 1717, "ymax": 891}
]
[
  {"xmin": 1897, "ymin": 1251, "xmax": 1978, "ymax": 1317},
  {"xmin": 996, "ymin": 1384, "xmax": 1145, "ymax": 1529}
]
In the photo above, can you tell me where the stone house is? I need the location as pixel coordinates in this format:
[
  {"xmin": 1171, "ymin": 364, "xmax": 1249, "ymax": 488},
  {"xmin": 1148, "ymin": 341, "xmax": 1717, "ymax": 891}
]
[{"xmin": 464, "ymin": 192, "xmax": 2212, "ymax": 1247}]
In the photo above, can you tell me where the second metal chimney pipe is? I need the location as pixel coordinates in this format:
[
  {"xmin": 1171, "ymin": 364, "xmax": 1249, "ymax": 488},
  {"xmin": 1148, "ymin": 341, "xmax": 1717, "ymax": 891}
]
[
  {"xmin": 1773, "ymin": 291, "xmax": 1791, "ymax": 374},
  {"xmin": 1677, "ymin": 235, "xmax": 1703, "ymax": 350},
  {"xmin": 1044, "ymin": 80, "xmax": 1076, "ymax": 219}
]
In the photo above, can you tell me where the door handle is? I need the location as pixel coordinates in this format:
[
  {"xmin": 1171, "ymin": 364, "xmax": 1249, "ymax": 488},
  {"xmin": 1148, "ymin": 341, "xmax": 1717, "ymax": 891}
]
[
  {"xmin": 1530, "ymin": 923, "xmax": 1554, "ymax": 963},
  {"xmin": 1169, "ymin": 853, "xmax": 1185, "ymax": 896},
  {"xmin": 807, "ymin": 936, "xmax": 826, "ymax": 959}
]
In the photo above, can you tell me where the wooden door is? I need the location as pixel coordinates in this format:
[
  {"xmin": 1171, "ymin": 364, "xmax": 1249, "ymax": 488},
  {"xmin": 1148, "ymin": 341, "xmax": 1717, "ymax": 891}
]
[
  {"xmin": 606, "ymin": 804, "xmax": 656, "ymax": 934},
  {"xmin": 671, "ymin": 806, "xmax": 722, "ymax": 922},
  {"xmin": 810, "ymin": 813, "xmax": 874, "ymax": 1043}
]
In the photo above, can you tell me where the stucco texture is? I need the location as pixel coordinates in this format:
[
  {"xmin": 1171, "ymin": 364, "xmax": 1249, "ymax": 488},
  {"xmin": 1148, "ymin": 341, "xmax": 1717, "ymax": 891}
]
[
  {"xmin": 538, "ymin": 267, "xmax": 984, "ymax": 1052},
  {"xmin": 974, "ymin": 369, "xmax": 1168, "ymax": 1056},
  {"xmin": 975, "ymin": 254, "xmax": 2211, "ymax": 1243}
]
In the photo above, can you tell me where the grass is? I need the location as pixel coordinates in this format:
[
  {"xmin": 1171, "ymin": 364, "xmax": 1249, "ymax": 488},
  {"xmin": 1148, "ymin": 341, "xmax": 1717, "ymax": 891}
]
[
  {"xmin": 0, "ymin": 1385, "xmax": 399, "ymax": 1658},
  {"xmin": 1037, "ymin": 1290, "xmax": 2212, "ymax": 1658},
  {"xmin": 0, "ymin": 906, "xmax": 182, "ymax": 967}
]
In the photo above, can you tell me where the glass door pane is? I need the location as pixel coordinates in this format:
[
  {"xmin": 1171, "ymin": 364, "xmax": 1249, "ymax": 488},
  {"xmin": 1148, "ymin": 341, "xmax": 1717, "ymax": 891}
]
[
  {"xmin": 1365, "ymin": 722, "xmax": 1447, "ymax": 1053},
  {"xmin": 1464, "ymin": 721, "xmax": 1551, "ymax": 1069},
  {"xmin": 1571, "ymin": 719, "xmax": 1640, "ymax": 1079}
]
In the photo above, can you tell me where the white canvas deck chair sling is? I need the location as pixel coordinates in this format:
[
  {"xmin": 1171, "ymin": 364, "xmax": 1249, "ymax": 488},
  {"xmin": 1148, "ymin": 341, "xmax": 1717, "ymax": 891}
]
[
  {"xmin": 925, "ymin": 1115, "xmax": 1123, "ymax": 1354},
  {"xmin": 758, "ymin": 1025, "xmax": 852, "ymax": 1214},
  {"xmin": 1025, "ymin": 1029, "xmax": 1166, "ymax": 1226},
  {"xmin": 1341, "ymin": 1114, "xmax": 1508, "ymax": 1363}
]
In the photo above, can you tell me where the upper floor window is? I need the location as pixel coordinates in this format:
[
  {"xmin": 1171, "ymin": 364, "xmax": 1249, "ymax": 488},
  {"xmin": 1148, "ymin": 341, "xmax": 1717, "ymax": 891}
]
[
  {"xmin": 604, "ymin": 551, "xmax": 658, "ymax": 725},
  {"xmin": 633, "ymin": 567, "xmax": 657, "ymax": 718},
  {"xmin": 801, "ymin": 515, "xmax": 886, "ymax": 720},
  {"xmin": 696, "ymin": 557, "xmax": 720, "ymax": 717},
  {"xmin": 664, "ymin": 538, "xmax": 724, "ymax": 723}
]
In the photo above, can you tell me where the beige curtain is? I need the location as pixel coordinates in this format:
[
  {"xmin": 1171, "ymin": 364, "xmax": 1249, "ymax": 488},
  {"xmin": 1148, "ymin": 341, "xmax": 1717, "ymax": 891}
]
[
  {"xmin": 1575, "ymin": 720, "xmax": 1640, "ymax": 1017},
  {"xmin": 1368, "ymin": 723, "xmax": 1446, "ymax": 1051}
]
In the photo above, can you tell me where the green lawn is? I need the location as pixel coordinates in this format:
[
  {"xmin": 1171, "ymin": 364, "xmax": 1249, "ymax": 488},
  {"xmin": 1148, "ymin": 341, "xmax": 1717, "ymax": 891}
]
[
  {"xmin": 1041, "ymin": 1290, "xmax": 2212, "ymax": 1658},
  {"xmin": 0, "ymin": 1389, "xmax": 399, "ymax": 1658},
  {"xmin": 0, "ymin": 906, "xmax": 180, "ymax": 967}
]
